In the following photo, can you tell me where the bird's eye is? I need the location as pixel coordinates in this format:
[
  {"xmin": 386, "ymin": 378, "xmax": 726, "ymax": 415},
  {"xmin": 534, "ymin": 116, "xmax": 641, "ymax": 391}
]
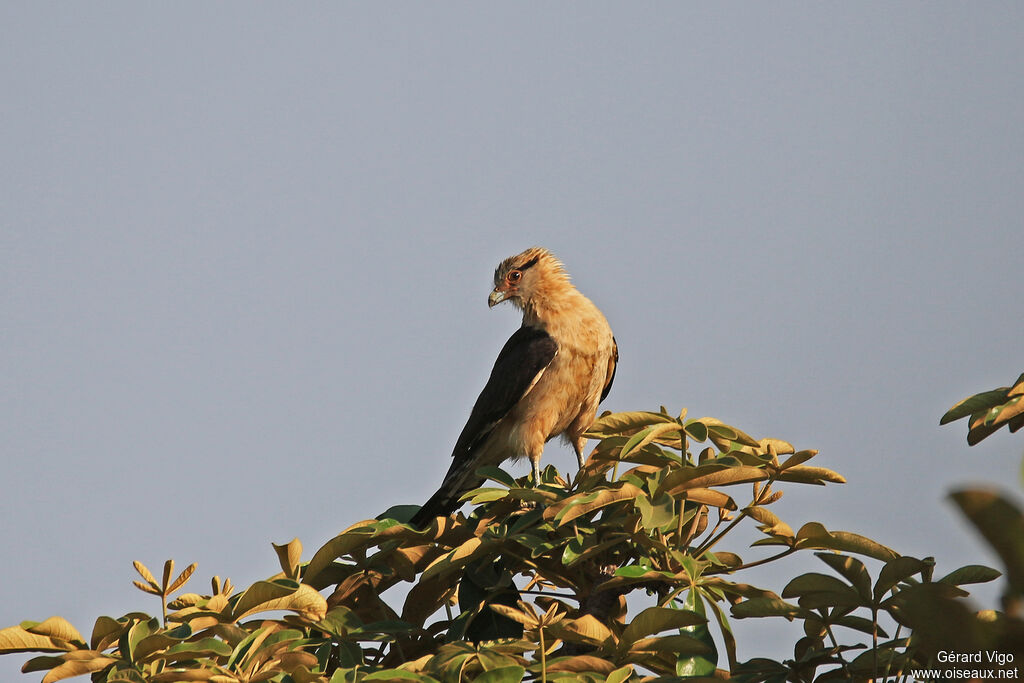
[{"xmin": 508, "ymin": 270, "xmax": 522, "ymax": 283}]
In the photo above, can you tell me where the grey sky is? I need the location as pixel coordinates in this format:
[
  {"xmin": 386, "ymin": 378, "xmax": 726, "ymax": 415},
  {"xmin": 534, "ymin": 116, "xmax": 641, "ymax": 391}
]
[{"xmin": 2, "ymin": 3, "xmax": 1022, "ymax": 676}]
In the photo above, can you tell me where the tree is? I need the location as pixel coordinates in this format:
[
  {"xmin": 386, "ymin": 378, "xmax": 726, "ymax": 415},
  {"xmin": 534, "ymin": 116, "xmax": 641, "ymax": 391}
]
[{"xmin": 2, "ymin": 381, "xmax": 1022, "ymax": 681}]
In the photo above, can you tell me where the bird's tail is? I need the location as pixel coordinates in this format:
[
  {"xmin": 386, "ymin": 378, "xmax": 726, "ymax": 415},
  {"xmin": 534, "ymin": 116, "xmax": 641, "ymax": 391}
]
[{"xmin": 409, "ymin": 459, "xmax": 485, "ymax": 529}]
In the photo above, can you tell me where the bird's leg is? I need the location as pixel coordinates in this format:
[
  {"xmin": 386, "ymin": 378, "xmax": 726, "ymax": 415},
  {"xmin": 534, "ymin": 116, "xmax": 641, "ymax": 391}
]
[
  {"xmin": 568, "ymin": 437, "xmax": 589, "ymax": 492},
  {"xmin": 572, "ymin": 438, "xmax": 587, "ymax": 470},
  {"xmin": 531, "ymin": 458, "xmax": 542, "ymax": 487}
]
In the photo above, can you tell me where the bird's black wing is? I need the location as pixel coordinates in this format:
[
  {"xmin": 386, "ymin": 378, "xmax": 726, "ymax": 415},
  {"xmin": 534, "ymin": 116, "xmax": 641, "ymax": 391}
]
[
  {"xmin": 450, "ymin": 325, "xmax": 558, "ymax": 460},
  {"xmin": 600, "ymin": 336, "xmax": 618, "ymax": 402},
  {"xmin": 410, "ymin": 325, "xmax": 557, "ymax": 527}
]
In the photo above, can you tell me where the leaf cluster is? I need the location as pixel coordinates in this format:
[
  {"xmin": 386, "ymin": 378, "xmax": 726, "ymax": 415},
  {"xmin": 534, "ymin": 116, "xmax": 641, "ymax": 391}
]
[
  {"xmin": 940, "ymin": 371, "xmax": 1024, "ymax": 445},
  {"xmin": 0, "ymin": 407, "xmax": 1013, "ymax": 682}
]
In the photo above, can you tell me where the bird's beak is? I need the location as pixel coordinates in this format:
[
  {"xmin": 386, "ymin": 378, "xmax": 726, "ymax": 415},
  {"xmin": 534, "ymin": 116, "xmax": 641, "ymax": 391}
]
[{"xmin": 488, "ymin": 289, "xmax": 507, "ymax": 308}]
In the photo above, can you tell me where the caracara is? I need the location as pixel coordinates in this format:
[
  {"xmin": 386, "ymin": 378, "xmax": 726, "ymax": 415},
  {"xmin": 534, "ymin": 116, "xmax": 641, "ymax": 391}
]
[{"xmin": 410, "ymin": 247, "xmax": 617, "ymax": 528}]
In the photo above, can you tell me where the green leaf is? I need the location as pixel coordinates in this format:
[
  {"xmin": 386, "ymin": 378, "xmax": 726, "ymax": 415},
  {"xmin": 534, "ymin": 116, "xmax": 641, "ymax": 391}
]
[
  {"xmin": 133, "ymin": 624, "xmax": 194, "ymax": 661},
  {"xmin": 782, "ymin": 573, "xmax": 864, "ymax": 610},
  {"xmin": 795, "ymin": 523, "xmax": 898, "ymax": 561},
  {"xmin": 304, "ymin": 519, "xmax": 400, "ymax": 584},
  {"xmin": 702, "ymin": 420, "xmax": 760, "ymax": 449},
  {"xmin": 941, "ymin": 388, "xmax": 1013, "ymax": 424},
  {"xmin": 619, "ymin": 606, "xmax": 705, "ymax": 649},
  {"xmin": 363, "ymin": 669, "xmax": 442, "ymax": 681},
  {"xmin": 477, "ymin": 465, "xmax": 519, "ymax": 489},
  {"xmin": 586, "ymin": 411, "xmax": 676, "ymax": 438},
  {"xmin": 160, "ymin": 637, "xmax": 233, "ymax": 661},
  {"xmin": 635, "ymin": 492, "xmax": 676, "ymax": 532},
  {"xmin": 620, "ymin": 423, "xmax": 685, "ymax": 460},
  {"xmin": 683, "ymin": 420, "xmax": 709, "ymax": 442},
  {"xmin": 561, "ymin": 535, "xmax": 585, "ymax": 566},
  {"xmin": 122, "ymin": 618, "xmax": 156, "ymax": 664},
  {"xmin": 604, "ymin": 665, "xmax": 635, "ymax": 683},
  {"xmin": 21, "ymin": 655, "xmax": 64, "ymax": 674},
  {"xmin": 675, "ymin": 591, "xmax": 717, "ymax": 677},
  {"xmin": 873, "ymin": 556, "xmax": 931, "ymax": 601},
  {"xmin": 317, "ymin": 606, "xmax": 364, "ymax": 638},
  {"xmin": 731, "ymin": 596, "xmax": 805, "ymax": 620},
  {"xmin": 421, "ymin": 537, "xmax": 488, "ymax": 581},
  {"xmin": 833, "ymin": 614, "xmax": 887, "ymax": 638},
  {"xmin": 938, "ymin": 564, "xmax": 1002, "ymax": 587},
  {"xmin": 460, "ymin": 487, "xmax": 510, "ymax": 504},
  {"xmin": 459, "ymin": 560, "xmax": 523, "ymax": 642},
  {"xmin": 627, "ymin": 633, "xmax": 713, "ymax": 656},
  {"xmin": 949, "ymin": 489, "xmax": 1024, "ymax": 596},
  {"xmin": 473, "ymin": 665, "xmax": 527, "ymax": 683},
  {"xmin": 550, "ymin": 483, "xmax": 645, "ymax": 526},
  {"xmin": 89, "ymin": 616, "xmax": 124, "ymax": 651},
  {"xmin": 376, "ymin": 505, "xmax": 422, "ymax": 523},
  {"xmin": 814, "ymin": 553, "xmax": 872, "ymax": 601}
]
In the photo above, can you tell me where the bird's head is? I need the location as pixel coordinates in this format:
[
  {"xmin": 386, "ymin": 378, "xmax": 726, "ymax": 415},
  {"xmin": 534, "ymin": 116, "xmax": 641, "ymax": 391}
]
[{"xmin": 488, "ymin": 247, "xmax": 568, "ymax": 310}]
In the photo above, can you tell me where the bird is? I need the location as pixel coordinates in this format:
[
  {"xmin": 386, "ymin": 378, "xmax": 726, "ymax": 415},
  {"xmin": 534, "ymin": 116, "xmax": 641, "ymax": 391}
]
[{"xmin": 410, "ymin": 247, "xmax": 617, "ymax": 528}]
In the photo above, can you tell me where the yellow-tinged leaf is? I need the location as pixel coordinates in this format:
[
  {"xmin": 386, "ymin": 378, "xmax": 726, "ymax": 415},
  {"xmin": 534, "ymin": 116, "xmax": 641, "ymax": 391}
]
[
  {"xmin": 606, "ymin": 664, "xmax": 636, "ymax": 683},
  {"xmin": 151, "ymin": 671, "xmax": 224, "ymax": 681},
  {"xmin": 397, "ymin": 654, "xmax": 434, "ymax": 673},
  {"xmin": 168, "ymin": 563, "xmax": 197, "ymax": 594},
  {"xmin": 619, "ymin": 606, "xmax": 704, "ymax": 648},
  {"xmin": 167, "ymin": 593, "xmax": 205, "ymax": 609},
  {"xmin": 133, "ymin": 561, "xmax": 160, "ymax": 591},
  {"xmin": 745, "ymin": 506, "xmax": 794, "ymax": 537},
  {"xmin": 90, "ymin": 616, "xmax": 123, "ymax": 651},
  {"xmin": 232, "ymin": 581, "xmax": 327, "ymax": 621},
  {"xmin": 41, "ymin": 652, "xmax": 117, "ymax": 683},
  {"xmin": 546, "ymin": 654, "xmax": 617, "ymax": 674},
  {"xmin": 132, "ymin": 580, "xmax": 162, "ymax": 596},
  {"xmin": 549, "ymin": 483, "xmax": 645, "ymax": 526},
  {"xmin": 303, "ymin": 521, "xmax": 392, "ymax": 585},
  {"xmin": 162, "ymin": 560, "xmax": 175, "ymax": 591},
  {"xmin": 679, "ymin": 488, "xmax": 736, "ymax": 510},
  {"xmin": 621, "ymin": 422, "xmax": 687, "ymax": 459},
  {"xmin": 759, "ymin": 439, "xmax": 795, "ymax": 456},
  {"xmin": 548, "ymin": 615, "xmax": 614, "ymax": 646},
  {"xmin": 488, "ymin": 604, "xmax": 540, "ymax": 628},
  {"xmin": 0, "ymin": 625, "xmax": 75, "ymax": 654},
  {"xmin": 24, "ymin": 617, "xmax": 85, "ymax": 645},
  {"xmin": 795, "ymin": 523, "xmax": 897, "ymax": 561},
  {"xmin": 421, "ymin": 537, "xmax": 484, "ymax": 580},
  {"xmin": 658, "ymin": 465, "xmax": 768, "ymax": 498},
  {"xmin": 778, "ymin": 450, "xmax": 818, "ymax": 470},
  {"xmin": 402, "ymin": 574, "xmax": 454, "ymax": 627},
  {"xmin": 628, "ymin": 633, "xmax": 712, "ymax": 655},
  {"xmin": 696, "ymin": 419, "xmax": 760, "ymax": 449},
  {"xmin": 991, "ymin": 395, "xmax": 1024, "ymax": 425},
  {"xmin": 272, "ymin": 539, "xmax": 303, "ymax": 580},
  {"xmin": 586, "ymin": 411, "xmax": 677, "ymax": 437},
  {"xmin": 276, "ymin": 650, "xmax": 319, "ymax": 671},
  {"xmin": 775, "ymin": 465, "xmax": 846, "ymax": 485},
  {"xmin": 206, "ymin": 594, "xmax": 230, "ymax": 612}
]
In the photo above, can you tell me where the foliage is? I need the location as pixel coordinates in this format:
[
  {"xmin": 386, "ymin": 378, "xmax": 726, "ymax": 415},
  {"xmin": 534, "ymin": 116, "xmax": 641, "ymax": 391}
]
[
  {"xmin": 1, "ymin": 406, "xmax": 1017, "ymax": 682},
  {"xmin": 940, "ymin": 371, "xmax": 1024, "ymax": 445},
  {"xmin": 891, "ymin": 372, "xmax": 1024, "ymax": 671}
]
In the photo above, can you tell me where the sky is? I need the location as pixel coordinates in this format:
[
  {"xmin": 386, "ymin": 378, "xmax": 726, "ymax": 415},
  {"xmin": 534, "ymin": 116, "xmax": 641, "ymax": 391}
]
[{"xmin": 2, "ymin": 3, "xmax": 1022, "ymax": 678}]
